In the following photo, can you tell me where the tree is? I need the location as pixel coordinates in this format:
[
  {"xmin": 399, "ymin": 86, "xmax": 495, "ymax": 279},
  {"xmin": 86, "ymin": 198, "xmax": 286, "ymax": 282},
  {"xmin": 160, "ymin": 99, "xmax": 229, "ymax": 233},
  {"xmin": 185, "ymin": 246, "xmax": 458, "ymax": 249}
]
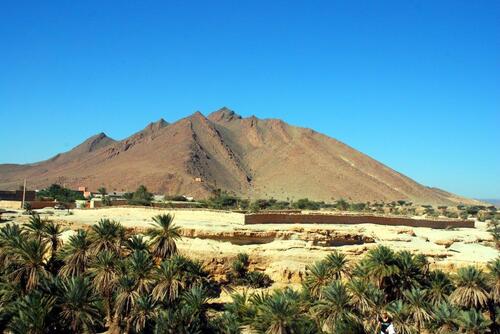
[
  {"xmin": 128, "ymin": 295, "xmax": 158, "ymax": 333},
  {"xmin": 385, "ymin": 300, "xmax": 417, "ymax": 334},
  {"xmin": 126, "ymin": 250, "xmax": 154, "ymax": 294},
  {"xmin": 403, "ymin": 288, "xmax": 432, "ymax": 332},
  {"xmin": 42, "ymin": 221, "xmax": 64, "ymax": 269},
  {"xmin": 89, "ymin": 219, "xmax": 126, "ymax": 256},
  {"xmin": 10, "ymin": 237, "xmax": 50, "ymax": 291},
  {"xmin": 97, "ymin": 187, "xmax": 107, "ymax": 197},
  {"xmin": 127, "ymin": 185, "xmax": 153, "ymax": 206},
  {"xmin": 311, "ymin": 281, "xmax": 360, "ymax": 332},
  {"xmin": 249, "ymin": 289, "xmax": 316, "ymax": 334},
  {"xmin": 59, "ymin": 230, "xmax": 92, "ymax": 277},
  {"xmin": 365, "ymin": 245, "xmax": 400, "ymax": 291},
  {"xmin": 147, "ymin": 214, "xmax": 181, "ymax": 261},
  {"xmin": 59, "ymin": 276, "xmax": 101, "ymax": 333},
  {"xmin": 450, "ymin": 266, "xmax": 490, "ymax": 309},
  {"xmin": 88, "ymin": 250, "xmax": 119, "ymax": 324},
  {"xmin": 431, "ymin": 302, "xmax": 459, "ymax": 334},
  {"xmin": 152, "ymin": 259, "xmax": 185, "ymax": 304},
  {"xmin": 427, "ymin": 270, "xmax": 454, "ymax": 306},
  {"xmin": 125, "ymin": 235, "xmax": 150, "ymax": 253},
  {"xmin": 114, "ymin": 275, "xmax": 140, "ymax": 333},
  {"xmin": 37, "ymin": 184, "xmax": 85, "ymax": 203},
  {"xmin": 347, "ymin": 279, "xmax": 383, "ymax": 332},
  {"xmin": 7, "ymin": 292, "xmax": 56, "ymax": 334},
  {"xmin": 457, "ymin": 309, "xmax": 492, "ymax": 334},
  {"xmin": 304, "ymin": 261, "xmax": 332, "ymax": 299},
  {"xmin": 323, "ymin": 250, "xmax": 350, "ymax": 280},
  {"xmin": 25, "ymin": 213, "xmax": 47, "ymax": 241}
]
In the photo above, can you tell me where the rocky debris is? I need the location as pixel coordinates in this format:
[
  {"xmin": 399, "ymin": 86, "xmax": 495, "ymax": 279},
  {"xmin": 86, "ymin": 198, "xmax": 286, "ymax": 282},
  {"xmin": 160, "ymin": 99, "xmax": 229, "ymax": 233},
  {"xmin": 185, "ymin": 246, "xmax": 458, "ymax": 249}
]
[{"xmin": 435, "ymin": 239, "xmax": 455, "ymax": 248}]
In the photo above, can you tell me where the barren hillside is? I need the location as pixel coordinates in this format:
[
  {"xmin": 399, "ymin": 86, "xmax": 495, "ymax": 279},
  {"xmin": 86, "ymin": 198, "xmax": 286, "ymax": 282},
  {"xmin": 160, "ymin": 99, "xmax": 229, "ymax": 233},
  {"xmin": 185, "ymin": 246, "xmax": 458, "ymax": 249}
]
[{"xmin": 0, "ymin": 108, "xmax": 480, "ymax": 205}]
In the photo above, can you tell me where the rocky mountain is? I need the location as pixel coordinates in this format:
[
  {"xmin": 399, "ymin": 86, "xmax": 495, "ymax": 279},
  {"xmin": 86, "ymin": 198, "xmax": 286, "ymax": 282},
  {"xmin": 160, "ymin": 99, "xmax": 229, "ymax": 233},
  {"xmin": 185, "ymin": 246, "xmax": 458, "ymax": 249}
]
[{"xmin": 0, "ymin": 108, "xmax": 480, "ymax": 205}]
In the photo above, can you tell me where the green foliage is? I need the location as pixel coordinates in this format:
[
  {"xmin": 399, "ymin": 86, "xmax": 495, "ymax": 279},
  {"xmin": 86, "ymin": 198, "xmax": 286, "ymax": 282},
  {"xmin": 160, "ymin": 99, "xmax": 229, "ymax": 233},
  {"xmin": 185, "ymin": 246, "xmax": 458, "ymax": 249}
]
[
  {"xmin": 2, "ymin": 212, "xmax": 500, "ymax": 334},
  {"xmin": 227, "ymin": 253, "xmax": 272, "ymax": 288},
  {"xmin": 292, "ymin": 198, "xmax": 321, "ymax": 210},
  {"xmin": 37, "ymin": 184, "xmax": 85, "ymax": 203},
  {"xmin": 125, "ymin": 185, "xmax": 154, "ymax": 206}
]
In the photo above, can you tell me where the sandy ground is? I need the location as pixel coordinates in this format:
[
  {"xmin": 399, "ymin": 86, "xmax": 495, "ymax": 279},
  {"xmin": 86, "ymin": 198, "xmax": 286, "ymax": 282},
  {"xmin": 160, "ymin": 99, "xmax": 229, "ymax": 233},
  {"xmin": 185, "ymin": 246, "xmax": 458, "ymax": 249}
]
[{"xmin": 1, "ymin": 207, "xmax": 498, "ymax": 283}]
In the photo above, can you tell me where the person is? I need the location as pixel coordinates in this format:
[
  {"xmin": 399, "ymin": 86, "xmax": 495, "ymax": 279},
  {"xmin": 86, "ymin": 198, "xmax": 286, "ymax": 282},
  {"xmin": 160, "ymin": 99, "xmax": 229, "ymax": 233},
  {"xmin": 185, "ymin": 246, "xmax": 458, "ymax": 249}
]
[{"xmin": 379, "ymin": 311, "xmax": 396, "ymax": 334}]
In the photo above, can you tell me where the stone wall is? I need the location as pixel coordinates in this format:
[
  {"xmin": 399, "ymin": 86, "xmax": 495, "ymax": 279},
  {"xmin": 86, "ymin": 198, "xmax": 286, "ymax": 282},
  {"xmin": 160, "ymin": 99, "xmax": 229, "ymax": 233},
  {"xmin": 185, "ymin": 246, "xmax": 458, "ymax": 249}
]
[{"xmin": 244, "ymin": 213, "xmax": 474, "ymax": 229}]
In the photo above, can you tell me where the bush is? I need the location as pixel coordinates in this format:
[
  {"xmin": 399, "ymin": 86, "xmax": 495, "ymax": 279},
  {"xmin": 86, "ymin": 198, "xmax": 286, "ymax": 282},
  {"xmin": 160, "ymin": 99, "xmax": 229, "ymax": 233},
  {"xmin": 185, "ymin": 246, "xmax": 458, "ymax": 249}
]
[
  {"xmin": 227, "ymin": 253, "xmax": 272, "ymax": 288},
  {"xmin": 292, "ymin": 198, "xmax": 321, "ymax": 210},
  {"xmin": 37, "ymin": 184, "xmax": 85, "ymax": 203},
  {"xmin": 335, "ymin": 199, "xmax": 349, "ymax": 211},
  {"xmin": 126, "ymin": 185, "xmax": 153, "ymax": 206},
  {"xmin": 245, "ymin": 271, "xmax": 272, "ymax": 288}
]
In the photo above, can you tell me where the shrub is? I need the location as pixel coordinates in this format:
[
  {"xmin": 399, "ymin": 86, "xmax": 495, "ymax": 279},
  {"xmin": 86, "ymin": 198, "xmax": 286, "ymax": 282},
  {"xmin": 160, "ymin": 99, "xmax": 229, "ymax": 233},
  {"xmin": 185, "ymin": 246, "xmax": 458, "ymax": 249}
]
[
  {"xmin": 36, "ymin": 184, "xmax": 85, "ymax": 203},
  {"xmin": 227, "ymin": 253, "xmax": 272, "ymax": 288},
  {"xmin": 126, "ymin": 185, "xmax": 153, "ymax": 206}
]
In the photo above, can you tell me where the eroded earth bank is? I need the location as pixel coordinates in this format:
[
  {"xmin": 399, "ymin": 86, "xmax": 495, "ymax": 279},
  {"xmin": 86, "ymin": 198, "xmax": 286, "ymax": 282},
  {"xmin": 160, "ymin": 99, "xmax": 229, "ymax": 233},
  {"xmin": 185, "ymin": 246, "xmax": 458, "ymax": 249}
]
[{"xmin": 2, "ymin": 207, "xmax": 498, "ymax": 285}]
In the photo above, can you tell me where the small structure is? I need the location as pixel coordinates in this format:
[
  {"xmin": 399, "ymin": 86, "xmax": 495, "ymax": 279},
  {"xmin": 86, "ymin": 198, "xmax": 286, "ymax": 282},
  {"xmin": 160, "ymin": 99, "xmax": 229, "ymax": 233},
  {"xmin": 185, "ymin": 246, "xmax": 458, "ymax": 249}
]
[
  {"xmin": 78, "ymin": 186, "xmax": 92, "ymax": 199},
  {"xmin": 0, "ymin": 190, "xmax": 36, "ymax": 201}
]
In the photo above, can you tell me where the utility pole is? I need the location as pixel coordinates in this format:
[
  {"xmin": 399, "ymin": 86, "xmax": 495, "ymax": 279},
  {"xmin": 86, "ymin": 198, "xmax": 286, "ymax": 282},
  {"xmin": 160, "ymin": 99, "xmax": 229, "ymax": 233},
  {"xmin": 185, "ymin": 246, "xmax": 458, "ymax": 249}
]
[{"xmin": 21, "ymin": 178, "xmax": 27, "ymax": 209}]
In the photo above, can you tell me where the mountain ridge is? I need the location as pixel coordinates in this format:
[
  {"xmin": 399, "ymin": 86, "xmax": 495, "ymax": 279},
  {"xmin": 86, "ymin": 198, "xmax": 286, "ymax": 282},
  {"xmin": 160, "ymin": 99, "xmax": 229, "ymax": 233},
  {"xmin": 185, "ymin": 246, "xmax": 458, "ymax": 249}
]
[{"xmin": 0, "ymin": 108, "xmax": 482, "ymax": 205}]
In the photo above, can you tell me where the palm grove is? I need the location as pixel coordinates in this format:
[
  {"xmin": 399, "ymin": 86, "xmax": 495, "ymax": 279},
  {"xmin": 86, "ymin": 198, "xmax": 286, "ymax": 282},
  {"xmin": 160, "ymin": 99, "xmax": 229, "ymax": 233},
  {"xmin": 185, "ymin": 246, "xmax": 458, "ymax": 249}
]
[{"xmin": 0, "ymin": 213, "xmax": 499, "ymax": 334}]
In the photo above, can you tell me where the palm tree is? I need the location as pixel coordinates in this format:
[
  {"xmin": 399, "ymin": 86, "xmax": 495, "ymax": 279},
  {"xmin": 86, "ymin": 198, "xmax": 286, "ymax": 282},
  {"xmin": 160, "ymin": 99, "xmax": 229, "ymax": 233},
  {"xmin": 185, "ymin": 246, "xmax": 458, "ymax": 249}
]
[
  {"xmin": 311, "ymin": 281, "xmax": 360, "ymax": 332},
  {"xmin": 125, "ymin": 234, "xmax": 150, "ymax": 253},
  {"xmin": 88, "ymin": 250, "xmax": 119, "ymax": 325},
  {"xmin": 427, "ymin": 269, "xmax": 454, "ymax": 306},
  {"xmin": 89, "ymin": 219, "xmax": 126, "ymax": 256},
  {"xmin": 128, "ymin": 294, "xmax": 158, "ymax": 333},
  {"xmin": 97, "ymin": 187, "xmax": 107, "ymax": 197},
  {"xmin": 487, "ymin": 257, "xmax": 500, "ymax": 303},
  {"xmin": 385, "ymin": 300, "xmax": 417, "ymax": 334},
  {"xmin": 450, "ymin": 266, "xmax": 490, "ymax": 309},
  {"xmin": 152, "ymin": 259, "xmax": 185, "ymax": 304},
  {"xmin": 126, "ymin": 250, "xmax": 154, "ymax": 294},
  {"xmin": 147, "ymin": 214, "xmax": 181, "ymax": 261},
  {"xmin": 487, "ymin": 257, "xmax": 500, "ymax": 332},
  {"xmin": 431, "ymin": 302, "xmax": 459, "ymax": 334},
  {"xmin": 42, "ymin": 221, "xmax": 64, "ymax": 257},
  {"xmin": 250, "ymin": 289, "xmax": 315, "ymax": 334},
  {"xmin": 10, "ymin": 237, "xmax": 49, "ymax": 291},
  {"xmin": 181, "ymin": 285, "xmax": 210, "ymax": 329},
  {"xmin": 0, "ymin": 224, "xmax": 26, "ymax": 268},
  {"xmin": 25, "ymin": 213, "xmax": 47, "ymax": 241},
  {"xmin": 323, "ymin": 250, "xmax": 350, "ymax": 280},
  {"xmin": 394, "ymin": 251, "xmax": 425, "ymax": 297},
  {"xmin": 347, "ymin": 279, "xmax": 383, "ymax": 332},
  {"xmin": 59, "ymin": 276, "xmax": 101, "ymax": 333},
  {"xmin": 303, "ymin": 261, "xmax": 331, "ymax": 298},
  {"xmin": 7, "ymin": 292, "xmax": 56, "ymax": 334},
  {"xmin": 42, "ymin": 221, "xmax": 64, "ymax": 274},
  {"xmin": 59, "ymin": 229, "xmax": 92, "ymax": 277},
  {"xmin": 364, "ymin": 245, "xmax": 400, "ymax": 291},
  {"xmin": 403, "ymin": 288, "xmax": 433, "ymax": 332},
  {"xmin": 457, "ymin": 309, "xmax": 492, "ymax": 334},
  {"xmin": 114, "ymin": 275, "xmax": 140, "ymax": 333}
]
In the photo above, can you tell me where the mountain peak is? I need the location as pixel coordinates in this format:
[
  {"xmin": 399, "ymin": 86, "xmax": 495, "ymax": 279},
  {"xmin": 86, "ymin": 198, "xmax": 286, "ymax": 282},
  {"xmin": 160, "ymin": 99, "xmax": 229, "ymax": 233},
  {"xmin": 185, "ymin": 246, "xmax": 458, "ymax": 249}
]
[
  {"xmin": 144, "ymin": 118, "xmax": 169, "ymax": 132},
  {"xmin": 69, "ymin": 132, "xmax": 116, "ymax": 155},
  {"xmin": 208, "ymin": 107, "xmax": 242, "ymax": 122}
]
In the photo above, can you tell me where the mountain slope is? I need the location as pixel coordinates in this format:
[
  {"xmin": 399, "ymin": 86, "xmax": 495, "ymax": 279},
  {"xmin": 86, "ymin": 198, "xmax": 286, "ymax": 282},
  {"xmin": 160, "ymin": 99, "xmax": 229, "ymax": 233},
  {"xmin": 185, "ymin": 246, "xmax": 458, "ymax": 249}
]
[{"xmin": 0, "ymin": 108, "xmax": 480, "ymax": 205}]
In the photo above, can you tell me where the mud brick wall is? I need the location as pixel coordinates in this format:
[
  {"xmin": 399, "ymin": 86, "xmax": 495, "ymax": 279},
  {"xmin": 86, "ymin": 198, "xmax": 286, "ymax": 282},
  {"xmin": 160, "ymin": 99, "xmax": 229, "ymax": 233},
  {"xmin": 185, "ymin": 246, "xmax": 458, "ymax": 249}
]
[
  {"xmin": 28, "ymin": 201, "xmax": 76, "ymax": 209},
  {"xmin": 244, "ymin": 213, "xmax": 474, "ymax": 229}
]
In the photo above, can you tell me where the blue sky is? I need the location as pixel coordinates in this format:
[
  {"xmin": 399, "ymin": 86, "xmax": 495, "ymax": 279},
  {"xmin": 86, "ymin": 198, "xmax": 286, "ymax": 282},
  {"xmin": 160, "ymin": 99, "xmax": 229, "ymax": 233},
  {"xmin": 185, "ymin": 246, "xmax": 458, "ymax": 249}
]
[{"xmin": 0, "ymin": 1, "xmax": 498, "ymax": 199}]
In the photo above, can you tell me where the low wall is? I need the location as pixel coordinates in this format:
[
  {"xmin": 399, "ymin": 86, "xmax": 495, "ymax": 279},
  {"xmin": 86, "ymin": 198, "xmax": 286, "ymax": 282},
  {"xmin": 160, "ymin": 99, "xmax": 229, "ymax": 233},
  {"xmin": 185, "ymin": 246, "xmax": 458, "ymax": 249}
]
[
  {"xmin": 0, "ymin": 200, "xmax": 21, "ymax": 209},
  {"xmin": 28, "ymin": 201, "xmax": 76, "ymax": 209},
  {"xmin": 244, "ymin": 213, "xmax": 474, "ymax": 229}
]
